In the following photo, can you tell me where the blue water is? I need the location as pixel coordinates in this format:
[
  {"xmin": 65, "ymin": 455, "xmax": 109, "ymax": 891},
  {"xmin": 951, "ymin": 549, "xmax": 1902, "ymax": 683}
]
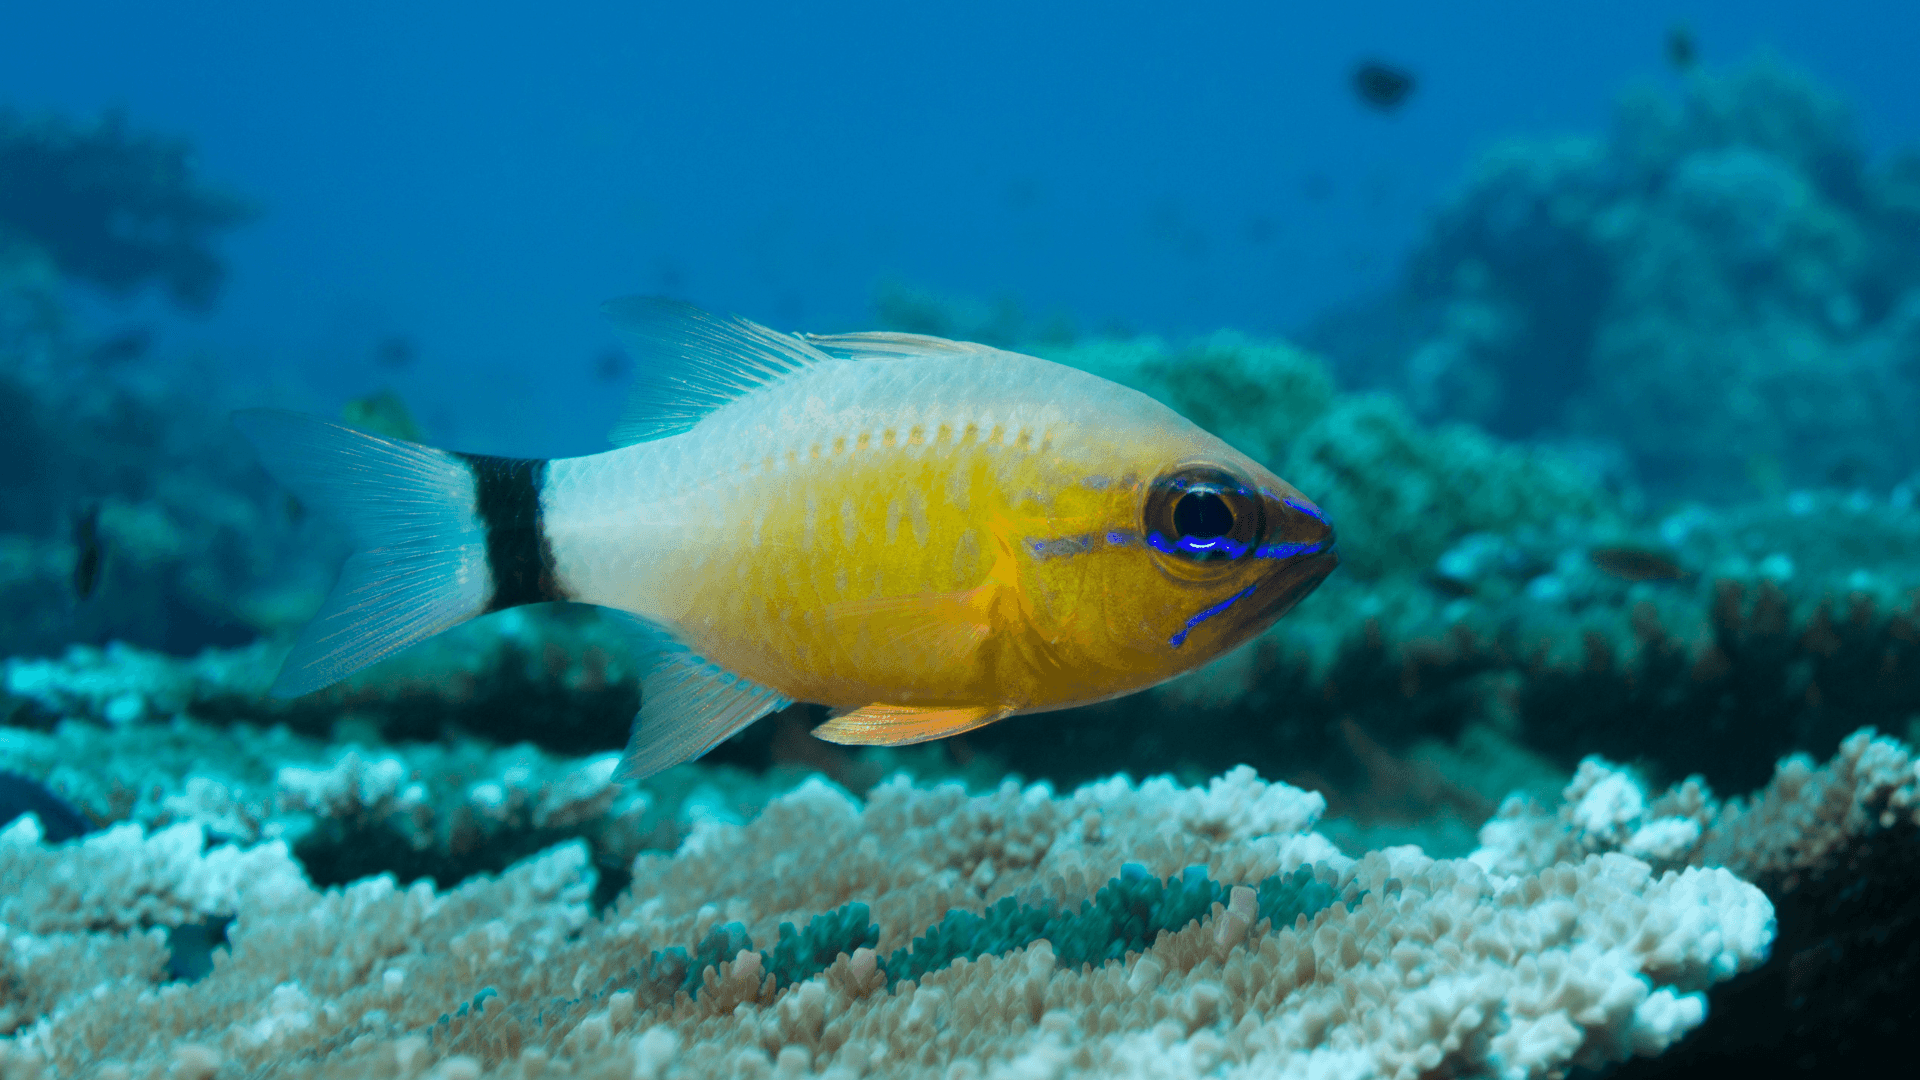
[
  {"xmin": 4, "ymin": 1, "xmax": 1914, "ymax": 456},
  {"xmin": 9, "ymin": 6, "xmax": 1920, "ymax": 1070}
]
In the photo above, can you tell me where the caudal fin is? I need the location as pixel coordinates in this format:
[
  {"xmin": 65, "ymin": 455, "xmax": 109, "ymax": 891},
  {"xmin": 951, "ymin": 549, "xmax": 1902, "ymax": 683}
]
[{"xmin": 235, "ymin": 409, "xmax": 512, "ymax": 697}]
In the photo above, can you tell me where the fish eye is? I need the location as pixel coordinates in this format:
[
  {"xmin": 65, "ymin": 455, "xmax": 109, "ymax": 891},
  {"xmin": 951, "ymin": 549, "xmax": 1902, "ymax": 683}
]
[
  {"xmin": 1143, "ymin": 464, "xmax": 1264, "ymax": 570},
  {"xmin": 1173, "ymin": 490, "xmax": 1235, "ymax": 539}
]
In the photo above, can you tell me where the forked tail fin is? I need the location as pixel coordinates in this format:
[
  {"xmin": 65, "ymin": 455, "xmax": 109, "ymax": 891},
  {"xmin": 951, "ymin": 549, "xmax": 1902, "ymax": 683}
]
[{"xmin": 234, "ymin": 409, "xmax": 563, "ymax": 697}]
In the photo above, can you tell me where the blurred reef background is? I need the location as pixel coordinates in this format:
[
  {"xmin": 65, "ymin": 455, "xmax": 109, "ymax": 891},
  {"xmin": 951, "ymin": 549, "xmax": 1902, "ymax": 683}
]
[
  {"xmin": 3, "ymin": 10, "xmax": 1920, "ymax": 1078},
  {"xmin": 1302, "ymin": 56, "xmax": 1920, "ymax": 500}
]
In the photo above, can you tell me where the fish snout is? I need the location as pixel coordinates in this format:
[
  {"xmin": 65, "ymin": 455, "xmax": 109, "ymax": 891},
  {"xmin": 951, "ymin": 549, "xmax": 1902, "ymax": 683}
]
[
  {"xmin": 1256, "ymin": 488, "xmax": 1335, "ymax": 560},
  {"xmin": 1250, "ymin": 490, "xmax": 1337, "ymax": 621}
]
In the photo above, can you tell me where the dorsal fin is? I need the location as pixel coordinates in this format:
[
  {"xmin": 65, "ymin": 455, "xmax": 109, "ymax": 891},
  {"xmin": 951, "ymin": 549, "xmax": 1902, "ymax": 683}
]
[
  {"xmin": 800, "ymin": 331, "xmax": 999, "ymax": 361},
  {"xmin": 602, "ymin": 297, "xmax": 835, "ymax": 447}
]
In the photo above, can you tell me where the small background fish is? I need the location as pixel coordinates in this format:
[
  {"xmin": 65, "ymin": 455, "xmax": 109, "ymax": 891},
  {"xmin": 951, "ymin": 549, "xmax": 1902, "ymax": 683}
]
[
  {"xmin": 1352, "ymin": 60, "xmax": 1416, "ymax": 112},
  {"xmin": 1667, "ymin": 24, "xmax": 1697, "ymax": 71},
  {"xmin": 70, "ymin": 502, "xmax": 102, "ymax": 600},
  {"xmin": 1587, "ymin": 545, "xmax": 1689, "ymax": 582},
  {"xmin": 341, "ymin": 388, "xmax": 424, "ymax": 442}
]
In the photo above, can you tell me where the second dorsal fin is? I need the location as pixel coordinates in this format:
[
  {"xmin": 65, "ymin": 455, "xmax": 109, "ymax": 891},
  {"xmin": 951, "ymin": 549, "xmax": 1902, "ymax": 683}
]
[
  {"xmin": 602, "ymin": 297, "xmax": 836, "ymax": 447},
  {"xmin": 801, "ymin": 331, "xmax": 999, "ymax": 361}
]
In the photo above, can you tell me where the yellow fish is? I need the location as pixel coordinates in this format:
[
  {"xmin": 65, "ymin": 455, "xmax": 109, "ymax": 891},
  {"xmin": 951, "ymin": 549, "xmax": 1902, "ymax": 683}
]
[{"xmin": 236, "ymin": 299, "xmax": 1337, "ymax": 779}]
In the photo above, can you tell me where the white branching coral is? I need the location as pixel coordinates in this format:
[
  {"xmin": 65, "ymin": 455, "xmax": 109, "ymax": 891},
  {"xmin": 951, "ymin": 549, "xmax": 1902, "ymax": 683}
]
[
  {"xmin": 0, "ymin": 820, "xmax": 308, "ymax": 934},
  {"xmin": 1473, "ymin": 727, "xmax": 1920, "ymax": 884},
  {"xmin": 0, "ymin": 755, "xmax": 1778, "ymax": 1080}
]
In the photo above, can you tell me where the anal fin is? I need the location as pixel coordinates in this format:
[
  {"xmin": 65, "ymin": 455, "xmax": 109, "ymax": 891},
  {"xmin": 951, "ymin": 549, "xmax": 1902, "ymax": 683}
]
[{"xmin": 813, "ymin": 703, "xmax": 1008, "ymax": 746}]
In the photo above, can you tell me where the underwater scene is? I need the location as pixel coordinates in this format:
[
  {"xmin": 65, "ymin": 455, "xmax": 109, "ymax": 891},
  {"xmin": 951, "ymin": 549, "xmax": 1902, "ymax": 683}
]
[{"xmin": 2, "ymin": 3, "xmax": 1917, "ymax": 1077}]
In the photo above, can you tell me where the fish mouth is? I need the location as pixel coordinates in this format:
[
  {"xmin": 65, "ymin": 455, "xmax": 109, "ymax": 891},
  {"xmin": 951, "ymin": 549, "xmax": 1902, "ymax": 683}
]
[
  {"xmin": 1247, "ymin": 486, "xmax": 1338, "ymax": 630},
  {"xmin": 1249, "ymin": 542, "xmax": 1339, "ymax": 626},
  {"xmin": 1167, "ymin": 538, "xmax": 1337, "ymax": 653}
]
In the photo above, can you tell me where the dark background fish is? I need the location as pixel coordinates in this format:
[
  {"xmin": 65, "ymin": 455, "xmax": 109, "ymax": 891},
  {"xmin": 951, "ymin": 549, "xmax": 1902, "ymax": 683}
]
[
  {"xmin": 1351, "ymin": 60, "xmax": 1416, "ymax": 111},
  {"xmin": 1667, "ymin": 23, "xmax": 1698, "ymax": 70},
  {"xmin": 1587, "ymin": 545, "xmax": 1689, "ymax": 582},
  {"xmin": 70, "ymin": 502, "xmax": 102, "ymax": 600}
]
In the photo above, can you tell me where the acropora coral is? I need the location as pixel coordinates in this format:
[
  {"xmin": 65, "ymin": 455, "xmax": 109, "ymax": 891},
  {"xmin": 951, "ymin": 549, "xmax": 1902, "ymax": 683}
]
[{"xmin": 0, "ymin": 743, "xmax": 1802, "ymax": 1079}]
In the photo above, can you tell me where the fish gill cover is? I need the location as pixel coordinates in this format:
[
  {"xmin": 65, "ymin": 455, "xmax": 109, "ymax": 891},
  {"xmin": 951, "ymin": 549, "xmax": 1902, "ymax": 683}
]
[{"xmin": 0, "ymin": 49, "xmax": 1917, "ymax": 1079}]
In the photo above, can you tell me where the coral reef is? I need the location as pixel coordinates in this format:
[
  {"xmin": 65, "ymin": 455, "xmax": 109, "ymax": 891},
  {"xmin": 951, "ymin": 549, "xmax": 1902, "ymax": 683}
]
[
  {"xmin": 0, "ymin": 756, "xmax": 1776, "ymax": 1078},
  {"xmin": 0, "ymin": 238, "xmax": 338, "ymax": 662},
  {"xmin": 10, "ymin": 477, "xmax": 1920, "ymax": 849},
  {"xmin": 0, "ymin": 109, "xmax": 253, "ymax": 310},
  {"xmin": 0, "ymin": 112, "xmax": 314, "ymax": 664},
  {"xmin": 0, "ymin": 707, "xmax": 812, "ymax": 913},
  {"xmin": 1475, "ymin": 731, "xmax": 1920, "ymax": 1073},
  {"xmin": 1304, "ymin": 56, "xmax": 1920, "ymax": 497}
]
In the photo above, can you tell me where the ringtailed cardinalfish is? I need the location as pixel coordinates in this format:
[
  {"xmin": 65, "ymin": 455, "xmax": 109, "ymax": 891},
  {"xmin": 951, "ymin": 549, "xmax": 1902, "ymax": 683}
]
[{"xmin": 234, "ymin": 299, "xmax": 1338, "ymax": 781}]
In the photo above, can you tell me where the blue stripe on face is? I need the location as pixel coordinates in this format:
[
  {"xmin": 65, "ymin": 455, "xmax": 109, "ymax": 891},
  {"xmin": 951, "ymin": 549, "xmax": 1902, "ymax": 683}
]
[
  {"xmin": 1168, "ymin": 583, "xmax": 1259, "ymax": 648},
  {"xmin": 1283, "ymin": 495, "xmax": 1326, "ymax": 523},
  {"xmin": 1146, "ymin": 531, "xmax": 1250, "ymax": 560},
  {"xmin": 1254, "ymin": 540, "xmax": 1322, "ymax": 559}
]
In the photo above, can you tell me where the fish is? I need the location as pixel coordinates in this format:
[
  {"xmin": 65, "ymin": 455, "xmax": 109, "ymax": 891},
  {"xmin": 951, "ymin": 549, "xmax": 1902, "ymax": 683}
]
[
  {"xmin": 375, "ymin": 334, "xmax": 418, "ymax": 369},
  {"xmin": 1666, "ymin": 24, "xmax": 1696, "ymax": 71},
  {"xmin": 1351, "ymin": 61, "xmax": 1415, "ymax": 112},
  {"xmin": 71, "ymin": 502, "xmax": 103, "ymax": 600},
  {"xmin": 341, "ymin": 387, "xmax": 424, "ymax": 443},
  {"xmin": 0, "ymin": 769, "xmax": 94, "ymax": 842},
  {"xmin": 593, "ymin": 346, "xmax": 630, "ymax": 383},
  {"xmin": 1423, "ymin": 571, "xmax": 1475, "ymax": 599},
  {"xmin": 89, "ymin": 328, "xmax": 151, "ymax": 365},
  {"xmin": 234, "ymin": 299, "xmax": 1338, "ymax": 780},
  {"xmin": 1587, "ymin": 546, "xmax": 1688, "ymax": 582}
]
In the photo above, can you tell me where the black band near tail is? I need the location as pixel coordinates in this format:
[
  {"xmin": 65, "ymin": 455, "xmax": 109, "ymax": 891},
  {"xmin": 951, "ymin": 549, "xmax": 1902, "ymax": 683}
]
[{"xmin": 457, "ymin": 453, "xmax": 567, "ymax": 611}]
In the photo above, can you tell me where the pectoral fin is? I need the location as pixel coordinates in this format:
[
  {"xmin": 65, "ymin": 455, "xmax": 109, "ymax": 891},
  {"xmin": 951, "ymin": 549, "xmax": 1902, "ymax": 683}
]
[
  {"xmin": 812, "ymin": 703, "xmax": 1009, "ymax": 746},
  {"xmin": 819, "ymin": 590, "xmax": 993, "ymax": 670}
]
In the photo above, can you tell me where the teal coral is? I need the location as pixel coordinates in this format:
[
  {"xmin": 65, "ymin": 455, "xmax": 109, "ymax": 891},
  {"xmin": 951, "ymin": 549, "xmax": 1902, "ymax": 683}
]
[
  {"xmin": 883, "ymin": 894, "xmax": 1053, "ymax": 985},
  {"xmin": 684, "ymin": 920, "xmax": 755, "ymax": 990},
  {"xmin": 648, "ymin": 904, "xmax": 877, "ymax": 998},
  {"xmin": 624, "ymin": 864, "xmax": 1345, "ymax": 996},
  {"xmin": 892, "ymin": 866, "xmax": 1187, "ymax": 980},
  {"xmin": 1282, "ymin": 393, "xmax": 1611, "ymax": 579},
  {"xmin": 763, "ymin": 903, "xmax": 880, "ymax": 989}
]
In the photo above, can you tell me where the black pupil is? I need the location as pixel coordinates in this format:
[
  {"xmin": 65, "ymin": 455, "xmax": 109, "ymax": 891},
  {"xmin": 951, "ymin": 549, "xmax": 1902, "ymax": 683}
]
[{"xmin": 1173, "ymin": 490, "xmax": 1235, "ymax": 539}]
